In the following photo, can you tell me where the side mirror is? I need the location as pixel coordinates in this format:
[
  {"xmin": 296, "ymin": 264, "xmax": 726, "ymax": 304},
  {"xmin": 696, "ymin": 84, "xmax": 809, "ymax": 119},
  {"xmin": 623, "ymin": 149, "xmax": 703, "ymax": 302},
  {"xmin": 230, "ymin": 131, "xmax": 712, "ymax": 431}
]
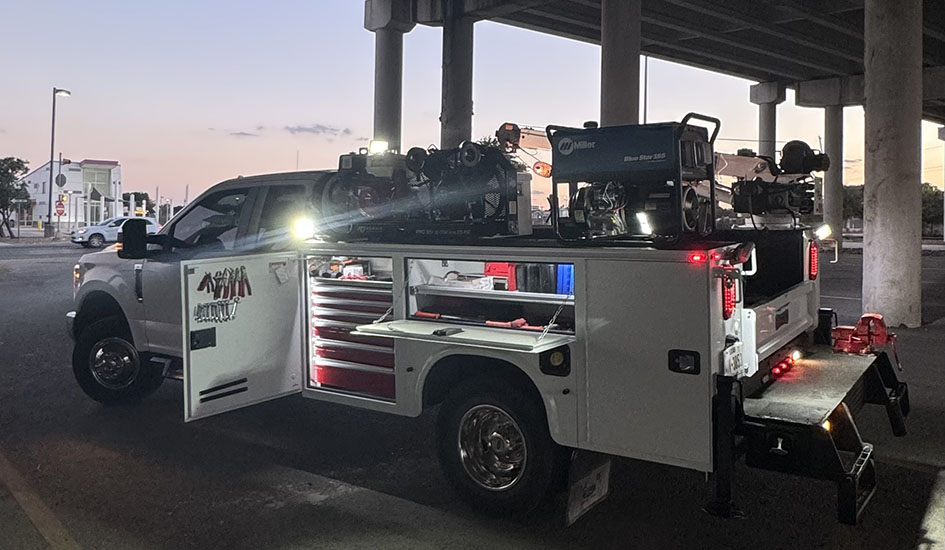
[{"xmin": 118, "ymin": 219, "xmax": 148, "ymax": 259}]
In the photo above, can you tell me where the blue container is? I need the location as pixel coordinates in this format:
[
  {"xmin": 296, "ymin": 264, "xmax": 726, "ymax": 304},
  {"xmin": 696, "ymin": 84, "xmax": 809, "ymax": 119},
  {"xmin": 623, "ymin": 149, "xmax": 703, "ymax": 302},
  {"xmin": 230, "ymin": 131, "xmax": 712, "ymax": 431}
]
[{"xmin": 556, "ymin": 264, "xmax": 574, "ymax": 295}]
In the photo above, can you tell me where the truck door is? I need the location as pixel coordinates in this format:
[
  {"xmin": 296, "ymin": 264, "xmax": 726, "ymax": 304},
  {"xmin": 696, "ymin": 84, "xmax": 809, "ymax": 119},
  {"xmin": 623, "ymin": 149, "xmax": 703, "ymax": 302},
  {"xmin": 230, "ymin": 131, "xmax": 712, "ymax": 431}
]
[
  {"xmin": 181, "ymin": 252, "xmax": 303, "ymax": 421},
  {"xmin": 143, "ymin": 186, "xmax": 258, "ymax": 358}
]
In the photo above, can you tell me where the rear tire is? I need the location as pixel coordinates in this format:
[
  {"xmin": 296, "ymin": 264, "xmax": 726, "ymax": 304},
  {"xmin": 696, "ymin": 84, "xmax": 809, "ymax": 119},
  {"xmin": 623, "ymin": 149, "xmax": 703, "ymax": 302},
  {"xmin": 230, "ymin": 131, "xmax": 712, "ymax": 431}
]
[
  {"xmin": 436, "ymin": 377, "xmax": 563, "ymax": 517},
  {"xmin": 72, "ymin": 316, "xmax": 164, "ymax": 404},
  {"xmin": 87, "ymin": 233, "xmax": 105, "ymax": 248}
]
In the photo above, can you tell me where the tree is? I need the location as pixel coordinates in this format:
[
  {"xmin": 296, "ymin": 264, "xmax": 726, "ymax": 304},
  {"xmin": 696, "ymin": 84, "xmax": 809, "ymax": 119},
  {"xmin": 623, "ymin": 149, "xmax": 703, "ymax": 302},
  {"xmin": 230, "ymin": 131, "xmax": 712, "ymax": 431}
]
[
  {"xmin": 122, "ymin": 192, "xmax": 156, "ymax": 216},
  {"xmin": 475, "ymin": 136, "xmax": 529, "ymax": 172},
  {"xmin": 0, "ymin": 157, "xmax": 29, "ymax": 238},
  {"xmin": 842, "ymin": 184, "xmax": 863, "ymax": 221},
  {"xmin": 921, "ymin": 182, "xmax": 943, "ymax": 237}
]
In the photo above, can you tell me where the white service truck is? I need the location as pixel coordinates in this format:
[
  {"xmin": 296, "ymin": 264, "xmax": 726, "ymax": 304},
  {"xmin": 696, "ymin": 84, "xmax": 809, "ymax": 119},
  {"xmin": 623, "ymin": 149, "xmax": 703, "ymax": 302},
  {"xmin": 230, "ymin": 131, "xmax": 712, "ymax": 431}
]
[{"xmin": 69, "ymin": 116, "xmax": 909, "ymax": 525}]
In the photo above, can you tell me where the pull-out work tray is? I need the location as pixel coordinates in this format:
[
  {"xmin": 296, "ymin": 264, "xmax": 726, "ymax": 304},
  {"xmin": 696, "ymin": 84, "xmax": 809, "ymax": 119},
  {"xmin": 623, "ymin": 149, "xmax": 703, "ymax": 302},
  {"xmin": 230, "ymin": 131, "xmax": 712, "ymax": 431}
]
[{"xmin": 355, "ymin": 320, "xmax": 575, "ymax": 353}]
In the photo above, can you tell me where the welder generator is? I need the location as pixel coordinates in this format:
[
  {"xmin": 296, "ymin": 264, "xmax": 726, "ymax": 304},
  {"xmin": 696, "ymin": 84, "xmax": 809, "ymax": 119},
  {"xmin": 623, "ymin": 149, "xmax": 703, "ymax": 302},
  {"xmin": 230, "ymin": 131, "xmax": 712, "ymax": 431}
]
[{"xmin": 546, "ymin": 113, "xmax": 720, "ymax": 243}]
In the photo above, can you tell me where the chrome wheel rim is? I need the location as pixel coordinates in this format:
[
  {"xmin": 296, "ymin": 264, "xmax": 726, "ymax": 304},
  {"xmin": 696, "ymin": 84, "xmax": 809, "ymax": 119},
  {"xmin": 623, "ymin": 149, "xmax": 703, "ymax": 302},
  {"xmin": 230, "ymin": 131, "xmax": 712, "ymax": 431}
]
[
  {"xmin": 89, "ymin": 337, "xmax": 139, "ymax": 390},
  {"xmin": 89, "ymin": 235, "xmax": 103, "ymax": 247},
  {"xmin": 458, "ymin": 404, "xmax": 527, "ymax": 491}
]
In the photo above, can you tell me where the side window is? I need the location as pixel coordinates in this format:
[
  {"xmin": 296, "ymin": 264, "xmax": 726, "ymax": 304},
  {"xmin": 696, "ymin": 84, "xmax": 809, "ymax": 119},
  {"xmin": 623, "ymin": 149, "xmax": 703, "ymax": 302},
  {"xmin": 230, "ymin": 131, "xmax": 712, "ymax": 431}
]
[
  {"xmin": 171, "ymin": 189, "xmax": 250, "ymax": 250},
  {"xmin": 109, "ymin": 219, "xmax": 125, "ymax": 227},
  {"xmin": 255, "ymin": 185, "xmax": 308, "ymax": 247}
]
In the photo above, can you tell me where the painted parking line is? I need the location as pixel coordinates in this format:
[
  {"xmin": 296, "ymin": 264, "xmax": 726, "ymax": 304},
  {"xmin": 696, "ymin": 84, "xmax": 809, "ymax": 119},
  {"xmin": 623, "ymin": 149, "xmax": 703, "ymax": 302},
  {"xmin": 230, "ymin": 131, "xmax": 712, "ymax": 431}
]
[
  {"xmin": 0, "ymin": 451, "xmax": 81, "ymax": 550},
  {"xmin": 922, "ymin": 470, "xmax": 945, "ymax": 547}
]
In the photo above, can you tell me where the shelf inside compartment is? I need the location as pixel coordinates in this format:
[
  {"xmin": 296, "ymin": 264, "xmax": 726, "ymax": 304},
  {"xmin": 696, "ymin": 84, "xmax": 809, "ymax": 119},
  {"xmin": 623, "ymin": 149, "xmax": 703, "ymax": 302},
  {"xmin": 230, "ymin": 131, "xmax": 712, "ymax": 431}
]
[
  {"xmin": 412, "ymin": 285, "xmax": 573, "ymax": 305},
  {"xmin": 308, "ymin": 257, "xmax": 396, "ymax": 401}
]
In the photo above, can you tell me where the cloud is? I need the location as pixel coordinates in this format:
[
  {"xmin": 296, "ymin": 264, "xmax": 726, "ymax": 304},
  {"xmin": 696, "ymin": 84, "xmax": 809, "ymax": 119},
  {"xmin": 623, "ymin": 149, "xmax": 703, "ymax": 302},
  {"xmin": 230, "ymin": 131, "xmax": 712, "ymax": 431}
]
[
  {"xmin": 229, "ymin": 131, "xmax": 259, "ymax": 138},
  {"xmin": 0, "ymin": 128, "xmax": 5, "ymax": 133},
  {"xmin": 284, "ymin": 124, "xmax": 352, "ymax": 137},
  {"xmin": 256, "ymin": 125, "xmax": 265, "ymax": 131}
]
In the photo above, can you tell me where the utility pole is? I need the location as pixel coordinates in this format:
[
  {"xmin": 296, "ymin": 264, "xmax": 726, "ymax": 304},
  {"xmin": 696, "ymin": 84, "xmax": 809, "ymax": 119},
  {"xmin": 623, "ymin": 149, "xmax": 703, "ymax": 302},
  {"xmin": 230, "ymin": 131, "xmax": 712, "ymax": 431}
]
[{"xmin": 45, "ymin": 87, "xmax": 70, "ymax": 236}]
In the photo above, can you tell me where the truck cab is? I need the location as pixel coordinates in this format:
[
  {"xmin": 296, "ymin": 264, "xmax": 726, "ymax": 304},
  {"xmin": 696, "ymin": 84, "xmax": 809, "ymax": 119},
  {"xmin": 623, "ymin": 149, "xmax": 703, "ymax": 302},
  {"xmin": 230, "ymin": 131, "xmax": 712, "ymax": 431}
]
[{"xmin": 69, "ymin": 171, "xmax": 331, "ymax": 400}]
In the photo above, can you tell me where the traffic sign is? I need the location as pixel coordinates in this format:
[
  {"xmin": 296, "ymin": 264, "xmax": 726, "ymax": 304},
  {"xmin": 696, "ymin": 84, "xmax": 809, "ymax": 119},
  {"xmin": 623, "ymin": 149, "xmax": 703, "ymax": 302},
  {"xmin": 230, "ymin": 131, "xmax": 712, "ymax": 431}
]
[
  {"xmin": 55, "ymin": 174, "xmax": 67, "ymax": 187},
  {"xmin": 55, "ymin": 201, "xmax": 65, "ymax": 216}
]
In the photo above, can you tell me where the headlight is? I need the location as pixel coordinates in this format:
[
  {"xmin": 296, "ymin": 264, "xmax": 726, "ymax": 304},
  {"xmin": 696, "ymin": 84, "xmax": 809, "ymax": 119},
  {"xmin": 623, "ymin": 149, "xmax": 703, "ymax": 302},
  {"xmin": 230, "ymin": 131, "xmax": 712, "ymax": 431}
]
[
  {"xmin": 77, "ymin": 229, "xmax": 86, "ymax": 234},
  {"xmin": 73, "ymin": 264, "xmax": 82, "ymax": 291}
]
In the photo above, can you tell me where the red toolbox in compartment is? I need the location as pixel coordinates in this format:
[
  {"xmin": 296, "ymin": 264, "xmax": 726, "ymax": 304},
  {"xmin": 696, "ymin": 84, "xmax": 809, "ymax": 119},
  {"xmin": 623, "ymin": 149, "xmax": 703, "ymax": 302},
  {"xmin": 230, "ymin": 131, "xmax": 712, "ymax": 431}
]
[
  {"xmin": 312, "ymin": 364, "xmax": 395, "ymax": 400},
  {"xmin": 484, "ymin": 262, "xmax": 517, "ymax": 291}
]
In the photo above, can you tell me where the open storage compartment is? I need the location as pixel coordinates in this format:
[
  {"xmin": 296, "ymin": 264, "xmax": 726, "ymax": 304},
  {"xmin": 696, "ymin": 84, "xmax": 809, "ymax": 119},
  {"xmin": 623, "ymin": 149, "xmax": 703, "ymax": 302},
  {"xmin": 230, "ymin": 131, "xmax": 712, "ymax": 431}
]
[
  {"xmin": 406, "ymin": 257, "xmax": 575, "ymax": 334},
  {"xmin": 307, "ymin": 255, "xmax": 396, "ymax": 401}
]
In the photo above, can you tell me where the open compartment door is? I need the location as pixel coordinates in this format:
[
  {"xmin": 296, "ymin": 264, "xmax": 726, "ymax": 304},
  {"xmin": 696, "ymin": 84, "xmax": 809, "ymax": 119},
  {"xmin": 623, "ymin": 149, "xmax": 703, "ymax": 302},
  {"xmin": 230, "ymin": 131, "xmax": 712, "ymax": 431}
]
[{"xmin": 182, "ymin": 252, "xmax": 303, "ymax": 421}]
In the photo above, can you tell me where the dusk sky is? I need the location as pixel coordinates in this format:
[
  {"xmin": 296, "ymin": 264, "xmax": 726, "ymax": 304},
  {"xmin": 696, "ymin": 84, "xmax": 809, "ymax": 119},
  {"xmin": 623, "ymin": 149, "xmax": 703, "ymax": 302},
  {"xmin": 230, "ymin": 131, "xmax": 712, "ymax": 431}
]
[{"xmin": 2, "ymin": 0, "xmax": 942, "ymax": 203}]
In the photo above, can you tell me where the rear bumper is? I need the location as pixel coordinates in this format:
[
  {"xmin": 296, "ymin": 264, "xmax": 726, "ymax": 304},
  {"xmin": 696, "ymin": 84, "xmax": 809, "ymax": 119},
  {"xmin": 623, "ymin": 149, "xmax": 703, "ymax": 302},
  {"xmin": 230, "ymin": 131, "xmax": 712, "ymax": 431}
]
[{"xmin": 737, "ymin": 346, "xmax": 909, "ymax": 524}]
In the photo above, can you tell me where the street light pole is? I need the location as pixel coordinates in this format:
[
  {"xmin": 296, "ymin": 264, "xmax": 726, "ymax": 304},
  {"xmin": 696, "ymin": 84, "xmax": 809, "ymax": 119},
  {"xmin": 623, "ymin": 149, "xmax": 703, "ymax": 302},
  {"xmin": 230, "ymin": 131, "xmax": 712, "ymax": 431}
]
[{"xmin": 45, "ymin": 87, "xmax": 70, "ymax": 237}]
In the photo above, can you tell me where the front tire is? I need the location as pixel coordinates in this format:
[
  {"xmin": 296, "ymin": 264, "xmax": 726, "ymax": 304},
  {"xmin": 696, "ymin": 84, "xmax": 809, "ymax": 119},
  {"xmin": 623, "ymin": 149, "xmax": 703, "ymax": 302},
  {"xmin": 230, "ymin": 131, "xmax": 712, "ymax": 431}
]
[
  {"xmin": 436, "ymin": 378, "xmax": 562, "ymax": 516},
  {"xmin": 72, "ymin": 316, "xmax": 164, "ymax": 404},
  {"xmin": 87, "ymin": 233, "xmax": 105, "ymax": 248}
]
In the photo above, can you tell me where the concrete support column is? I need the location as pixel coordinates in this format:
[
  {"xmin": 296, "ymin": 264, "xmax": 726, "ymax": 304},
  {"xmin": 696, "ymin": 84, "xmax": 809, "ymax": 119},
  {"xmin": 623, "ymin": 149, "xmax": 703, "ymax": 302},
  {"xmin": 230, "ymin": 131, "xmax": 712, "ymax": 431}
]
[
  {"xmin": 440, "ymin": 1, "xmax": 474, "ymax": 149},
  {"xmin": 823, "ymin": 105, "xmax": 844, "ymax": 245},
  {"xmin": 863, "ymin": 0, "xmax": 923, "ymax": 327},
  {"xmin": 939, "ymin": 127, "xmax": 945, "ymax": 242},
  {"xmin": 365, "ymin": 0, "xmax": 414, "ymax": 152},
  {"xmin": 373, "ymin": 29, "xmax": 405, "ymax": 150},
  {"xmin": 750, "ymin": 82, "xmax": 786, "ymax": 159},
  {"xmin": 600, "ymin": 0, "xmax": 641, "ymax": 126}
]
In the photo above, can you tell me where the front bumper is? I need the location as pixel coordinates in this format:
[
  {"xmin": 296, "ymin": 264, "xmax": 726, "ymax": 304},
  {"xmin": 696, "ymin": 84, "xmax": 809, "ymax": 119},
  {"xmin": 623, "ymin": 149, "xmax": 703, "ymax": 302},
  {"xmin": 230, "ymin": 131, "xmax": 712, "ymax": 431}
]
[
  {"xmin": 71, "ymin": 234, "xmax": 88, "ymax": 243},
  {"xmin": 66, "ymin": 311, "xmax": 76, "ymax": 340}
]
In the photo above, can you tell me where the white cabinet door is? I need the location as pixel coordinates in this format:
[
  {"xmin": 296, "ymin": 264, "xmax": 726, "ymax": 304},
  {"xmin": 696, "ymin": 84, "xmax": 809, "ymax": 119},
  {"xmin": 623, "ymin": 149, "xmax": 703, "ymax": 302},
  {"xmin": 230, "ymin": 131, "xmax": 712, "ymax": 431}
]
[{"xmin": 182, "ymin": 252, "xmax": 303, "ymax": 421}]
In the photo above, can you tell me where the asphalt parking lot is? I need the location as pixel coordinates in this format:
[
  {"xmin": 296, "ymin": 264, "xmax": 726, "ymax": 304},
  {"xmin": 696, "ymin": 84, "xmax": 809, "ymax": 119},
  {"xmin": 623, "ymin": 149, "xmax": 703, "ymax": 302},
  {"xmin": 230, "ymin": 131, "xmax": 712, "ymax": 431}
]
[{"xmin": 0, "ymin": 242, "xmax": 942, "ymax": 549}]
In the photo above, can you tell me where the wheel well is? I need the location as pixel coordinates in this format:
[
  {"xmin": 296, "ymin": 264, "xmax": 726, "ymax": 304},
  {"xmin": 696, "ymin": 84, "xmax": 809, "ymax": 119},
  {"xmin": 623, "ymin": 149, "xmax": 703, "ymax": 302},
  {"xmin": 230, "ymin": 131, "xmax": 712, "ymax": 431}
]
[
  {"xmin": 74, "ymin": 291, "xmax": 129, "ymax": 339},
  {"xmin": 422, "ymin": 355, "xmax": 543, "ymax": 410}
]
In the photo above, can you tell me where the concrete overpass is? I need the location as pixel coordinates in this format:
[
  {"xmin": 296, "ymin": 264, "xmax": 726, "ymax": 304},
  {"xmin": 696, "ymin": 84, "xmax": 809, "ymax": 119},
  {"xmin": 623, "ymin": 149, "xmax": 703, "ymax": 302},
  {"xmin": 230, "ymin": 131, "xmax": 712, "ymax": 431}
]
[{"xmin": 364, "ymin": 0, "xmax": 944, "ymax": 327}]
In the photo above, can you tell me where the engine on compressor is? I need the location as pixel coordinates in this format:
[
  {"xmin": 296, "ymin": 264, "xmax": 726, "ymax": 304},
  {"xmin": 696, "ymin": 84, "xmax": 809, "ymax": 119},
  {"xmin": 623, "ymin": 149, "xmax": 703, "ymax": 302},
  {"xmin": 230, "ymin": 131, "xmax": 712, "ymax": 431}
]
[
  {"xmin": 315, "ymin": 141, "xmax": 531, "ymax": 241},
  {"xmin": 547, "ymin": 113, "xmax": 721, "ymax": 242},
  {"xmin": 729, "ymin": 140, "xmax": 830, "ymax": 217}
]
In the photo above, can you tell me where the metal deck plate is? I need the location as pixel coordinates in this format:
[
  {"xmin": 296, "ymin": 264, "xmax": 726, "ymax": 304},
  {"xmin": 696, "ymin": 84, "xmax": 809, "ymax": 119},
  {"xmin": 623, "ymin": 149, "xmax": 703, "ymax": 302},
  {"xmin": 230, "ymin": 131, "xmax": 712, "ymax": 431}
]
[{"xmin": 742, "ymin": 346, "xmax": 875, "ymax": 425}]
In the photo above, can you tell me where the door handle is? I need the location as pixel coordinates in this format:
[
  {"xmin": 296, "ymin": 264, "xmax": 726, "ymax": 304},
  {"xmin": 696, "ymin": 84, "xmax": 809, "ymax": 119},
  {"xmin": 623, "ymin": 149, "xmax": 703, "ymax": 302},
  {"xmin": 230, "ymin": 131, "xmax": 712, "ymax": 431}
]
[{"xmin": 134, "ymin": 263, "xmax": 143, "ymax": 302}]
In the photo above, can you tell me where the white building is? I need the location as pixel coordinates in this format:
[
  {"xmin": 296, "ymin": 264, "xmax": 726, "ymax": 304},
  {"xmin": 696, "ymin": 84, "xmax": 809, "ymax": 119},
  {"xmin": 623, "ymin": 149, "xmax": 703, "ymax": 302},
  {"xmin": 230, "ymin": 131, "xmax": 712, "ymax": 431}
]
[{"xmin": 18, "ymin": 159, "xmax": 122, "ymax": 227}]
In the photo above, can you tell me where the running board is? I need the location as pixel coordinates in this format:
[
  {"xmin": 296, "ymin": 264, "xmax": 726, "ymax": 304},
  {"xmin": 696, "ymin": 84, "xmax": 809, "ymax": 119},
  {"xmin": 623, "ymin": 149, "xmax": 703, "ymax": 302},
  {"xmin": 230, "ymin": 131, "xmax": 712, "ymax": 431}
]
[{"xmin": 738, "ymin": 347, "xmax": 909, "ymax": 525}]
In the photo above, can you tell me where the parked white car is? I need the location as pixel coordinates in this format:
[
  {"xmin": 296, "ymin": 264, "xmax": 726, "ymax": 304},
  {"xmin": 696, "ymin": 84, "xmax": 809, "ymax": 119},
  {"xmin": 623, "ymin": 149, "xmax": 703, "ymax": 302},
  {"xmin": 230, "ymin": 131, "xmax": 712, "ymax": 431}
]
[{"xmin": 71, "ymin": 217, "xmax": 160, "ymax": 248}]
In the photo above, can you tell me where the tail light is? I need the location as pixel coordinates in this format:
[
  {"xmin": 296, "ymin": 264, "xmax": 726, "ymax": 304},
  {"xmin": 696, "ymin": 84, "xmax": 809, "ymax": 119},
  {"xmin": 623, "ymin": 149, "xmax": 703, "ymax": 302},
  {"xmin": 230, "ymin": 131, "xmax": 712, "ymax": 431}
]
[
  {"xmin": 809, "ymin": 240, "xmax": 819, "ymax": 280},
  {"xmin": 722, "ymin": 276, "xmax": 737, "ymax": 320}
]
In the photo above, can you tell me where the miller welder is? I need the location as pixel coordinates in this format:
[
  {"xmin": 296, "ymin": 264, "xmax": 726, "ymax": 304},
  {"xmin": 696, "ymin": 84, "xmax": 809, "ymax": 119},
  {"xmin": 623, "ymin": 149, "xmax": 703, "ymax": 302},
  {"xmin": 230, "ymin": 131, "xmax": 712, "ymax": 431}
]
[{"xmin": 547, "ymin": 113, "xmax": 720, "ymax": 243}]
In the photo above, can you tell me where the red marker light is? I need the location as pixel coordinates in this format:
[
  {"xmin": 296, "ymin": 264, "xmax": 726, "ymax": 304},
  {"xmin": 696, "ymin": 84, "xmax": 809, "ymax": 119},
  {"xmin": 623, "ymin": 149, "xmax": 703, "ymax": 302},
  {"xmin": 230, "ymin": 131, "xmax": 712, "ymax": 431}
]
[
  {"xmin": 688, "ymin": 252, "xmax": 707, "ymax": 264},
  {"xmin": 809, "ymin": 240, "xmax": 819, "ymax": 280},
  {"xmin": 771, "ymin": 366, "xmax": 782, "ymax": 376},
  {"xmin": 722, "ymin": 278, "xmax": 737, "ymax": 320},
  {"xmin": 710, "ymin": 252, "xmax": 722, "ymax": 262},
  {"xmin": 778, "ymin": 361, "xmax": 788, "ymax": 371}
]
